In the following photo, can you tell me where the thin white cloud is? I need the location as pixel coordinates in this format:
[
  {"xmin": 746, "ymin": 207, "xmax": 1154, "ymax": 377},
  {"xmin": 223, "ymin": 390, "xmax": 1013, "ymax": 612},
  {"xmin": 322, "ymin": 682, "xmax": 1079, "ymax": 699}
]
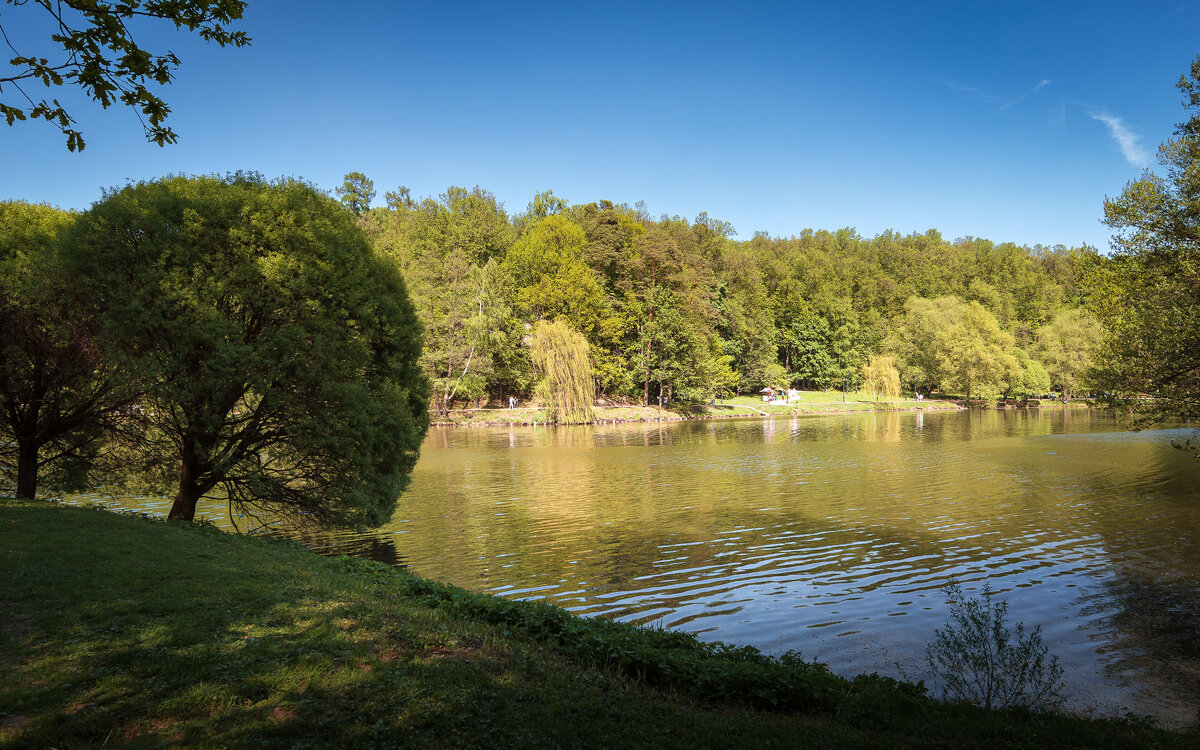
[
  {"xmin": 945, "ymin": 80, "xmax": 1006, "ymax": 107},
  {"xmin": 948, "ymin": 78, "xmax": 1051, "ymax": 111},
  {"xmin": 999, "ymin": 79, "xmax": 1051, "ymax": 110},
  {"xmin": 1089, "ymin": 110, "xmax": 1151, "ymax": 167}
]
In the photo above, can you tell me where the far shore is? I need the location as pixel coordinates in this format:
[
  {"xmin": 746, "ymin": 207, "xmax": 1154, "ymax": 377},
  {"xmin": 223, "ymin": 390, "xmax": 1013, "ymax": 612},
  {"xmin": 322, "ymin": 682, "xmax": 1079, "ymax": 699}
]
[{"xmin": 430, "ymin": 394, "xmax": 1090, "ymax": 427}]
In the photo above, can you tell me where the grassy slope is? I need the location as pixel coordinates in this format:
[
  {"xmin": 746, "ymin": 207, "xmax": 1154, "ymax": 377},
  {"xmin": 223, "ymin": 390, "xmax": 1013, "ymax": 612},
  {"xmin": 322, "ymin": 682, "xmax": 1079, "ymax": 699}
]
[{"xmin": 1, "ymin": 499, "xmax": 1192, "ymax": 749}]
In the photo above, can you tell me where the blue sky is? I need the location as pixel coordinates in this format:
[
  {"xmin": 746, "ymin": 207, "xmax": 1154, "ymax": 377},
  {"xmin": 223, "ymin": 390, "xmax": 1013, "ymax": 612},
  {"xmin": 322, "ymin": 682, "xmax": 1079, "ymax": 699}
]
[{"xmin": 2, "ymin": 0, "xmax": 1198, "ymax": 250}]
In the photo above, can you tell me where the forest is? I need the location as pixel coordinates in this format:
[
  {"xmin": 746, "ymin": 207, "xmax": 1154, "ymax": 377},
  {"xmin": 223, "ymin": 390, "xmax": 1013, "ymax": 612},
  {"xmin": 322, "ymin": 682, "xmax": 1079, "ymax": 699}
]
[{"xmin": 347, "ymin": 175, "xmax": 1105, "ymax": 414}]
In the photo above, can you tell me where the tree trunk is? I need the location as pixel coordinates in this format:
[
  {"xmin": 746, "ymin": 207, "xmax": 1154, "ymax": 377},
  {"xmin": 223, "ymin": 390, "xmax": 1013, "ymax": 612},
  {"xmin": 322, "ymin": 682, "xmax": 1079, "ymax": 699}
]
[
  {"xmin": 15, "ymin": 440, "xmax": 38, "ymax": 500},
  {"xmin": 168, "ymin": 463, "xmax": 205, "ymax": 521},
  {"xmin": 642, "ymin": 339, "xmax": 650, "ymax": 407}
]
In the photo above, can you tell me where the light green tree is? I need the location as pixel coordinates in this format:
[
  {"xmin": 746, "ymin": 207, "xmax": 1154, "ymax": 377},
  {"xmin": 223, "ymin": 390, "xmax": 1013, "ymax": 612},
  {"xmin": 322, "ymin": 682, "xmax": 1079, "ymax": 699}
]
[
  {"xmin": 529, "ymin": 320, "xmax": 595, "ymax": 424},
  {"xmin": 68, "ymin": 174, "xmax": 429, "ymax": 526},
  {"xmin": 523, "ymin": 189, "xmax": 568, "ymax": 221},
  {"xmin": 862, "ymin": 354, "xmax": 901, "ymax": 401},
  {"xmin": 1033, "ymin": 309, "xmax": 1102, "ymax": 399},
  {"xmin": 1009, "ymin": 348, "xmax": 1052, "ymax": 399},
  {"xmin": 697, "ymin": 342, "xmax": 740, "ymax": 400},
  {"xmin": 936, "ymin": 301, "xmax": 1021, "ymax": 403},
  {"xmin": 506, "ymin": 215, "xmax": 607, "ymax": 333},
  {"xmin": 889, "ymin": 296, "xmax": 1020, "ymax": 401},
  {"xmin": 887, "ymin": 296, "xmax": 967, "ymax": 393}
]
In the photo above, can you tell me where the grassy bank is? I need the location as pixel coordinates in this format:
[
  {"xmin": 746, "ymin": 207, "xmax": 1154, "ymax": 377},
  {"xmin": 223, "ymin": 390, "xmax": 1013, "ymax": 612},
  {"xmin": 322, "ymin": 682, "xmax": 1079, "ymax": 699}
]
[
  {"xmin": 1, "ymin": 499, "xmax": 1191, "ymax": 749},
  {"xmin": 434, "ymin": 392, "xmax": 963, "ymax": 427}
]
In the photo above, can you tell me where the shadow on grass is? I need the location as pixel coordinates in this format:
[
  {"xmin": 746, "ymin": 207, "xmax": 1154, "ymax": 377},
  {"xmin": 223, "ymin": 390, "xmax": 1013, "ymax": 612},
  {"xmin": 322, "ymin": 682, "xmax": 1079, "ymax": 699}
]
[
  {"xmin": 0, "ymin": 501, "xmax": 548, "ymax": 748},
  {"xmin": 4, "ymin": 499, "xmax": 1198, "ymax": 749}
]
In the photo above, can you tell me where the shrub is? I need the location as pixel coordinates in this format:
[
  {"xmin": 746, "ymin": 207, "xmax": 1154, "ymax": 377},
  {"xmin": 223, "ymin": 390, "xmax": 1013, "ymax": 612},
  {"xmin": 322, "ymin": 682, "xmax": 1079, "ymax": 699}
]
[{"xmin": 926, "ymin": 581, "xmax": 1064, "ymax": 710}]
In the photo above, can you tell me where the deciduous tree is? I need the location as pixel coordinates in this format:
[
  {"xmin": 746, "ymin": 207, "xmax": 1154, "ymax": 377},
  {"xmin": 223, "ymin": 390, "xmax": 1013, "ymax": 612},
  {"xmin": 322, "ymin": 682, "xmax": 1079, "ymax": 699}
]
[
  {"xmin": 529, "ymin": 319, "xmax": 594, "ymax": 424},
  {"xmin": 0, "ymin": 201, "xmax": 134, "ymax": 498},
  {"xmin": 936, "ymin": 301, "xmax": 1020, "ymax": 403},
  {"xmin": 68, "ymin": 174, "xmax": 429, "ymax": 526},
  {"xmin": 1095, "ymin": 55, "xmax": 1200, "ymax": 424},
  {"xmin": 862, "ymin": 354, "xmax": 901, "ymax": 401},
  {"xmin": 1, "ymin": 0, "xmax": 250, "ymax": 150},
  {"xmin": 367, "ymin": 186, "xmax": 517, "ymax": 413},
  {"xmin": 1008, "ymin": 348, "xmax": 1051, "ymax": 399},
  {"xmin": 1033, "ymin": 309, "xmax": 1102, "ymax": 399}
]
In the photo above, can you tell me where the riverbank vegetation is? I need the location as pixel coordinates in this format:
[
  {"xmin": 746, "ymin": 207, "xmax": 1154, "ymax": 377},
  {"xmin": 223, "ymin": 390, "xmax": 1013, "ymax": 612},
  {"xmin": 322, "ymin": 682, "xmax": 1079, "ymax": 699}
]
[
  {"xmin": 3, "ymin": 497, "xmax": 1195, "ymax": 749},
  {"xmin": 1091, "ymin": 56, "xmax": 1200, "ymax": 428},
  {"xmin": 364, "ymin": 181, "xmax": 1104, "ymax": 420},
  {"xmin": 1, "ymin": 179, "xmax": 1102, "ymax": 502},
  {"xmin": 431, "ymin": 393, "xmax": 964, "ymax": 426}
]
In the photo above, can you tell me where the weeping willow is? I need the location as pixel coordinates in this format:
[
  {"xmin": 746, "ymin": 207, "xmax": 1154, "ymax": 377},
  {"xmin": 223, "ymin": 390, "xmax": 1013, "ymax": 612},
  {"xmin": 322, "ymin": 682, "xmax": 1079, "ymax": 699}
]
[
  {"xmin": 530, "ymin": 319, "xmax": 595, "ymax": 424},
  {"xmin": 862, "ymin": 354, "xmax": 901, "ymax": 401}
]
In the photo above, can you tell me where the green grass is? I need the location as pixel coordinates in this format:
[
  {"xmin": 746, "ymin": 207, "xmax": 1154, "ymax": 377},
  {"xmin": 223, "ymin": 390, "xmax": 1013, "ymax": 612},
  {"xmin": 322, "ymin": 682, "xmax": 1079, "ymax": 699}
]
[
  {"xmin": 1, "ymin": 498, "xmax": 1193, "ymax": 748},
  {"xmin": 715, "ymin": 391, "xmax": 960, "ymax": 415},
  {"xmin": 435, "ymin": 391, "xmax": 961, "ymax": 426}
]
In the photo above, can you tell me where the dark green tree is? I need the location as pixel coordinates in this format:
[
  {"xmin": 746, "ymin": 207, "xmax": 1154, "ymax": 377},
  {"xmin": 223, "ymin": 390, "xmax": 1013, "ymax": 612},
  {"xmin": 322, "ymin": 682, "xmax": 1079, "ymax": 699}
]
[
  {"xmin": 785, "ymin": 315, "xmax": 837, "ymax": 389},
  {"xmin": 0, "ymin": 201, "xmax": 134, "ymax": 498},
  {"xmin": 336, "ymin": 171, "xmax": 376, "ymax": 215},
  {"xmin": 1, "ymin": 0, "xmax": 250, "ymax": 150},
  {"xmin": 67, "ymin": 174, "xmax": 429, "ymax": 526}
]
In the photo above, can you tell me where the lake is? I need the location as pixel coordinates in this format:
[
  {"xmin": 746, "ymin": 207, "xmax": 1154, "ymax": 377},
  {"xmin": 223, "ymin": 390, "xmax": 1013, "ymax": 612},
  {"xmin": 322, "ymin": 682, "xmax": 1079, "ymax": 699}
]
[{"xmin": 83, "ymin": 409, "xmax": 1200, "ymax": 725}]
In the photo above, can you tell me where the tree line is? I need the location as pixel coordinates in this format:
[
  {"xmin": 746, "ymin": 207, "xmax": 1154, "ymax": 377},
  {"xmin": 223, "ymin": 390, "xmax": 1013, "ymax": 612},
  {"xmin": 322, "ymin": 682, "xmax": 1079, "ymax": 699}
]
[{"xmin": 344, "ymin": 173, "xmax": 1105, "ymax": 414}]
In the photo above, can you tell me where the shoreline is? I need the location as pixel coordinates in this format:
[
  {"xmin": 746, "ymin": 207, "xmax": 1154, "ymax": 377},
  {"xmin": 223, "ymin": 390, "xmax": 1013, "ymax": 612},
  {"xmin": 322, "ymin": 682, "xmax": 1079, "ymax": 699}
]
[
  {"xmin": 2, "ymin": 497, "xmax": 1194, "ymax": 748},
  {"xmin": 429, "ymin": 399, "xmax": 1092, "ymax": 427}
]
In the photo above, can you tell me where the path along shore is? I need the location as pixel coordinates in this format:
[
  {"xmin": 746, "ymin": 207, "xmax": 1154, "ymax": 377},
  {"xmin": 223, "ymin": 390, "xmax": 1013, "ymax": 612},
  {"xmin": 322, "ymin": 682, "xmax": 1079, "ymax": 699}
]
[{"xmin": 430, "ymin": 398, "xmax": 984, "ymax": 427}]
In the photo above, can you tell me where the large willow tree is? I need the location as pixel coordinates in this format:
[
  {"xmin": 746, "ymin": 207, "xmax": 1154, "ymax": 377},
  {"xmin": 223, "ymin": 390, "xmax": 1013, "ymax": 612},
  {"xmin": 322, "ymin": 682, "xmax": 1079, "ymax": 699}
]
[
  {"xmin": 67, "ymin": 174, "xmax": 429, "ymax": 526},
  {"xmin": 529, "ymin": 320, "xmax": 595, "ymax": 424},
  {"xmin": 861, "ymin": 354, "xmax": 901, "ymax": 401}
]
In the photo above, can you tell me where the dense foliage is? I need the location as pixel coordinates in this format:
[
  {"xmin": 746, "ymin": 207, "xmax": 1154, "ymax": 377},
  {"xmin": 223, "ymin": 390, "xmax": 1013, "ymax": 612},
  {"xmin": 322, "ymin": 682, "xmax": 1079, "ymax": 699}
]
[
  {"xmin": 0, "ymin": 201, "xmax": 134, "ymax": 499},
  {"xmin": 1094, "ymin": 54, "xmax": 1200, "ymax": 425},
  {"xmin": 529, "ymin": 319, "xmax": 595, "ymax": 424},
  {"xmin": 360, "ymin": 187, "xmax": 1103, "ymax": 412},
  {"xmin": 61, "ymin": 175, "xmax": 429, "ymax": 525}
]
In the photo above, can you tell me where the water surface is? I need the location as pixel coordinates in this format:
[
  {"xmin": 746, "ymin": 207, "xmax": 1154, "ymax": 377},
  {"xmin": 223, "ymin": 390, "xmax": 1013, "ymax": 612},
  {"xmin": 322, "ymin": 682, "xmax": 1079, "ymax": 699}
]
[{"xmin": 86, "ymin": 410, "xmax": 1200, "ymax": 725}]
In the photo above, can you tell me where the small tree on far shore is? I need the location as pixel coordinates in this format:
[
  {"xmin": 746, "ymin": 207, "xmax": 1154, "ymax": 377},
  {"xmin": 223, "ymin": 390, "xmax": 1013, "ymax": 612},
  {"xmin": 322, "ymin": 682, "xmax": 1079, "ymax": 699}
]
[
  {"xmin": 862, "ymin": 354, "xmax": 901, "ymax": 401},
  {"xmin": 529, "ymin": 319, "xmax": 595, "ymax": 424}
]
